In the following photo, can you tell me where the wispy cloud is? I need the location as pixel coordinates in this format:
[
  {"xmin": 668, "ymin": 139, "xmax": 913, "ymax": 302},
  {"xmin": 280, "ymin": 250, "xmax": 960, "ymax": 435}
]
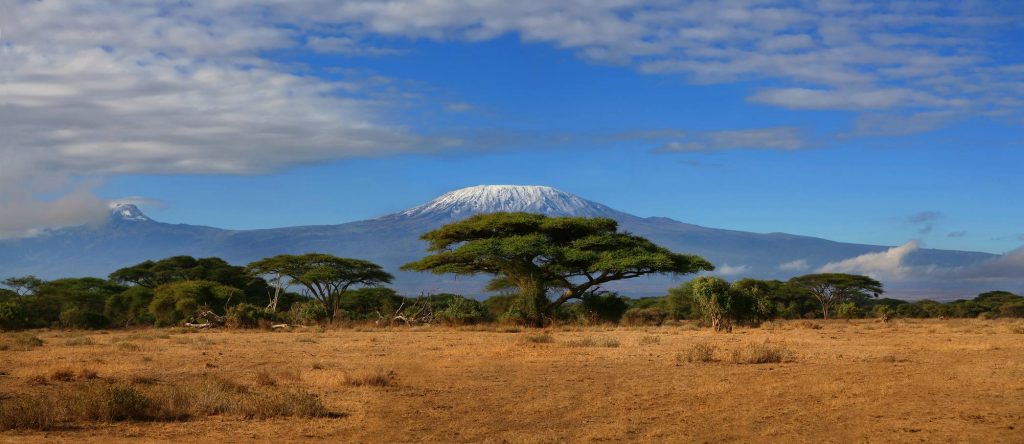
[
  {"xmin": 658, "ymin": 127, "xmax": 808, "ymax": 152},
  {"xmin": 907, "ymin": 211, "xmax": 943, "ymax": 234},
  {"xmin": 778, "ymin": 259, "xmax": 810, "ymax": 272},
  {"xmin": 947, "ymin": 231, "xmax": 968, "ymax": 238}
]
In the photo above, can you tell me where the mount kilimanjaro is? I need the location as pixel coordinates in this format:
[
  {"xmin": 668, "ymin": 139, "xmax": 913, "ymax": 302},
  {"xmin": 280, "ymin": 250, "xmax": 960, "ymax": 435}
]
[{"xmin": 0, "ymin": 185, "xmax": 995, "ymax": 298}]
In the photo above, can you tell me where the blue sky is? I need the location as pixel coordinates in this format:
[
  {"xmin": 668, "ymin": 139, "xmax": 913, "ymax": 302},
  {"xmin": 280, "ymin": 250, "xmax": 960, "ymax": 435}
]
[{"xmin": 3, "ymin": 1, "xmax": 1023, "ymax": 255}]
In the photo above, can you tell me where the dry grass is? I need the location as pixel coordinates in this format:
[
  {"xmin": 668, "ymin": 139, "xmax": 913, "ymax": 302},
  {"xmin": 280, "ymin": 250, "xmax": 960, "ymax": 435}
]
[
  {"xmin": 680, "ymin": 343, "xmax": 717, "ymax": 363},
  {"xmin": 565, "ymin": 336, "xmax": 620, "ymax": 348},
  {"xmin": 521, "ymin": 333, "xmax": 554, "ymax": 344},
  {"xmin": 730, "ymin": 341, "xmax": 795, "ymax": 364},
  {"xmin": 0, "ymin": 377, "xmax": 335, "ymax": 431},
  {"xmin": 1, "ymin": 320, "xmax": 1022, "ymax": 442},
  {"xmin": 343, "ymin": 369, "xmax": 396, "ymax": 388}
]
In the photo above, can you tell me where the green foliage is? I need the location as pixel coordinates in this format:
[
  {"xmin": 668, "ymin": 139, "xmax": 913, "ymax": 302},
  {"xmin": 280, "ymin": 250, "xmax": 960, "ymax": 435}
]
[
  {"xmin": 620, "ymin": 307, "xmax": 669, "ymax": 326},
  {"xmin": 0, "ymin": 300, "xmax": 31, "ymax": 330},
  {"xmin": 835, "ymin": 301, "xmax": 863, "ymax": 319},
  {"xmin": 336, "ymin": 287, "xmax": 403, "ymax": 320},
  {"xmin": 999, "ymin": 301, "xmax": 1024, "ymax": 318},
  {"xmin": 247, "ymin": 254, "xmax": 392, "ymax": 322},
  {"xmin": 1, "ymin": 276, "xmax": 43, "ymax": 296},
  {"xmin": 788, "ymin": 273, "xmax": 883, "ymax": 319},
  {"xmin": 402, "ymin": 212, "xmax": 713, "ymax": 325},
  {"xmin": 105, "ymin": 286, "xmax": 154, "ymax": 327},
  {"xmin": 691, "ymin": 276, "xmax": 733, "ymax": 331},
  {"xmin": 289, "ymin": 301, "xmax": 329, "ymax": 325},
  {"xmin": 665, "ymin": 281, "xmax": 695, "ymax": 320},
  {"xmin": 431, "ymin": 294, "xmax": 488, "ymax": 325},
  {"xmin": 148, "ymin": 280, "xmax": 243, "ymax": 327},
  {"xmin": 226, "ymin": 303, "xmax": 272, "ymax": 328}
]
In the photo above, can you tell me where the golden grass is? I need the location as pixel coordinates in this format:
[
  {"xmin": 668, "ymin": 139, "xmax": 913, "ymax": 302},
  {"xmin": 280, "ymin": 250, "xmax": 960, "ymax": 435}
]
[{"xmin": 1, "ymin": 319, "xmax": 1022, "ymax": 442}]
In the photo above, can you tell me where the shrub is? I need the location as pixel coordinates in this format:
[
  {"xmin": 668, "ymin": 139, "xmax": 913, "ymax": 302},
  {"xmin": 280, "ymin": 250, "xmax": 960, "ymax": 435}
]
[
  {"xmin": 10, "ymin": 334, "xmax": 43, "ymax": 351},
  {"xmin": 289, "ymin": 301, "xmax": 329, "ymax": 325},
  {"xmin": 59, "ymin": 306, "xmax": 109, "ymax": 329},
  {"xmin": 682, "ymin": 343, "xmax": 716, "ymax": 363},
  {"xmin": 51, "ymin": 369, "xmax": 76, "ymax": 382},
  {"xmin": 149, "ymin": 281, "xmax": 242, "ymax": 327},
  {"xmin": 621, "ymin": 307, "xmax": 669, "ymax": 326},
  {"xmin": 65, "ymin": 336, "xmax": 96, "ymax": 346},
  {"xmin": 226, "ymin": 303, "xmax": 268, "ymax": 328},
  {"xmin": 999, "ymin": 301, "xmax": 1024, "ymax": 318},
  {"xmin": 638, "ymin": 335, "xmax": 661, "ymax": 345},
  {"xmin": 344, "ymin": 369, "xmax": 396, "ymax": 387},
  {"xmin": 731, "ymin": 342, "xmax": 795, "ymax": 364}
]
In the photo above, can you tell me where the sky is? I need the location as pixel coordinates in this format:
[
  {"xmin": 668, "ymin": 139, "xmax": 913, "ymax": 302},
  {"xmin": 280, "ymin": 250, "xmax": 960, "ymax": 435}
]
[{"xmin": 2, "ymin": 0, "xmax": 1023, "ymax": 260}]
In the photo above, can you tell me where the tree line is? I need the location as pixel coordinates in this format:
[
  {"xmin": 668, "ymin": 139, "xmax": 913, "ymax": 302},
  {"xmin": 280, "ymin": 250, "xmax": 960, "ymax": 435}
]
[{"xmin": 1, "ymin": 213, "xmax": 1021, "ymax": 330}]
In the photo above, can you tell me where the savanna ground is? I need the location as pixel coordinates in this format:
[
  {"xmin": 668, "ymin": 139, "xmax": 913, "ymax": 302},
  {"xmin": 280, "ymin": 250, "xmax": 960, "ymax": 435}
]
[{"xmin": 2, "ymin": 319, "xmax": 1023, "ymax": 443}]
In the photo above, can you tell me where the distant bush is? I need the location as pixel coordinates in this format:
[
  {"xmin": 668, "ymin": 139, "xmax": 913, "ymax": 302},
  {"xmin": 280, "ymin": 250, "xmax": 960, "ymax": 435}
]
[
  {"xmin": 59, "ymin": 306, "xmax": 109, "ymax": 330},
  {"xmin": 149, "ymin": 280, "xmax": 242, "ymax": 327},
  {"xmin": 999, "ymin": 301, "xmax": 1024, "ymax": 318},
  {"xmin": 621, "ymin": 307, "xmax": 669, "ymax": 326}
]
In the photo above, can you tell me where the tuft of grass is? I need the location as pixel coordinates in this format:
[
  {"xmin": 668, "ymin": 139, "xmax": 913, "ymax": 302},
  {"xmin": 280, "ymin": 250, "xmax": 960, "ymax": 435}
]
[
  {"xmin": 116, "ymin": 342, "xmax": 142, "ymax": 352},
  {"xmin": 344, "ymin": 369, "xmax": 396, "ymax": 387},
  {"xmin": 65, "ymin": 336, "xmax": 95, "ymax": 347},
  {"xmin": 880, "ymin": 354, "xmax": 911, "ymax": 363},
  {"xmin": 638, "ymin": 335, "xmax": 661, "ymax": 346},
  {"xmin": 1011, "ymin": 325, "xmax": 1024, "ymax": 334},
  {"xmin": 522, "ymin": 334, "xmax": 554, "ymax": 344},
  {"xmin": 50, "ymin": 369, "xmax": 76, "ymax": 382},
  {"xmin": 9, "ymin": 335, "xmax": 44, "ymax": 351},
  {"xmin": 129, "ymin": 375, "xmax": 159, "ymax": 385},
  {"xmin": 296, "ymin": 336, "xmax": 318, "ymax": 344},
  {"xmin": 255, "ymin": 370, "xmax": 277, "ymax": 387},
  {"xmin": 566, "ymin": 337, "xmax": 619, "ymax": 348},
  {"xmin": 79, "ymin": 369, "xmax": 99, "ymax": 380},
  {"xmin": 731, "ymin": 342, "xmax": 795, "ymax": 364},
  {"xmin": 27, "ymin": 375, "xmax": 49, "ymax": 386},
  {"xmin": 681, "ymin": 343, "xmax": 717, "ymax": 364}
]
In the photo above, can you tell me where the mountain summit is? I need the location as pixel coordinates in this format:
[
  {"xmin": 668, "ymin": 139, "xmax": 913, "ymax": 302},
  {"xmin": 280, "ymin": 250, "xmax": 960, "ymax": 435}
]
[
  {"xmin": 394, "ymin": 185, "xmax": 625, "ymax": 221},
  {"xmin": 109, "ymin": 203, "xmax": 150, "ymax": 222}
]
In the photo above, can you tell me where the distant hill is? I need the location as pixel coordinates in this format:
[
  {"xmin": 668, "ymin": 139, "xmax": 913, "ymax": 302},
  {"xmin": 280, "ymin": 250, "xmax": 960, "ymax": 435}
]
[{"xmin": 0, "ymin": 185, "xmax": 994, "ymax": 298}]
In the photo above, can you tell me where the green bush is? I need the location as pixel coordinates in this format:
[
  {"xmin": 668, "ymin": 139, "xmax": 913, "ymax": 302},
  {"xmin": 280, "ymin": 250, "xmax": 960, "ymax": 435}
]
[
  {"xmin": 621, "ymin": 307, "xmax": 669, "ymax": 326},
  {"xmin": 149, "ymin": 280, "xmax": 243, "ymax": 327},
  {"xmin": 226, "ymin": 303, "xmax": 270, "ymax": 328},
  {"xmin": 289, "ymin": 301, "xmax": 329, "ymax": 325},
  {"xmin": 999, "ymin": 301, "xmax": 1024, "ymax": 318},
  {"xmin": 58, "ymin": 306, "xmax": 109, "ymax": 329}
]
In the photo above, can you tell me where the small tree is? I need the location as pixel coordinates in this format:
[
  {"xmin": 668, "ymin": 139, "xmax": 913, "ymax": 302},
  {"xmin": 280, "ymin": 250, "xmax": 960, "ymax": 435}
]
[
  {"xmin": 247, "ymin": 254, "xmax": 393, "ymax": 323},
  {"xmin": 788, "ymin": 273, "xmax": 883, "ymax": 320},
  {"xmin": 691, "ymin": 276, "xmax": 733, "ymax": 331}
]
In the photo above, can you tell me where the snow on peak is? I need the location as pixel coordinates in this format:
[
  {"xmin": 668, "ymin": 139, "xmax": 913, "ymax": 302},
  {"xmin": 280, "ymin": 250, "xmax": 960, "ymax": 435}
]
[
  {"xmin": 397, "ymin": 185, "xmax": 621, "ymax": 220},
  {"xmin": 109, "ymin": 203, "xmax": 151, "ymax": 222}
]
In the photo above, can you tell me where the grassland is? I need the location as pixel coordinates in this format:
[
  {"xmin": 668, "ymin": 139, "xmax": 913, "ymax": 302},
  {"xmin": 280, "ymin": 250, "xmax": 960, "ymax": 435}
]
[{"xmin": 1, "ymin": 319, "xmax": 1023, "ymax": 443}]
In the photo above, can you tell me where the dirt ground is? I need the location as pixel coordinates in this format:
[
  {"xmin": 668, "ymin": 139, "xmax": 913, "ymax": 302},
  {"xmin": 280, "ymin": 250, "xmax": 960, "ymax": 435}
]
[{"xmin": 2, "ymin": 319, "xmax": 1023, "ymax": 443}]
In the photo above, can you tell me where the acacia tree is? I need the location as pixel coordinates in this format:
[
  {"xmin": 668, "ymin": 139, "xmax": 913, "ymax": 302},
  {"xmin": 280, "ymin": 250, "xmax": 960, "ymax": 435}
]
[
  {"xmin": 2, "ymin": 276, "xmax": 43, "ymax": 296},
  {"xmin": 247, "ymin": 254, "xmax": 393, "ymax": 322},
  {"xmin": 787, "ymin": 273, "xmax": 883, "ymax": 320},
  {"xmin": 401, "ymin": 212, "xmax": 713, "ymax": 326},
  {"xmin": 691, "ymin": 276, "xmax": 733, "ymax": 331}
]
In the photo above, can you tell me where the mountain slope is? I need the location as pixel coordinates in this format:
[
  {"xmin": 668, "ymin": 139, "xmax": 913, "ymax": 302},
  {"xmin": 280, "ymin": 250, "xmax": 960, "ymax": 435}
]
[{"xmin": 0, "ymin": 186, "xmax": 996, "ymax": 297}]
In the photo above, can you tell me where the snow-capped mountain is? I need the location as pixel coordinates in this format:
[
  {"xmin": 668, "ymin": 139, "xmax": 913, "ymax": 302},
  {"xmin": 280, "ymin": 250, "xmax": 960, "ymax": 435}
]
[
  {"xmin": 0, "ymin": 185, "xmax": 999, "ymax": 298},
  {"xmin": 110, "ymin": 203, "xmax": 151, "ymax": 222},
  {"xmin": 394, "ymin": 185, "xmax": 627, "ymax": 221}
]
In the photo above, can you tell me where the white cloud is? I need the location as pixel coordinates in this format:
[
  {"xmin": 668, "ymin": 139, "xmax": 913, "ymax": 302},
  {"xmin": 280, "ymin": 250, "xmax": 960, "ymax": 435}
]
[
  {"xmin": 717, "ymin": 264, "xmax": 751, "ymax": 276},
  {"xmin": 818, "ymin": 241, "xmax": 922, "ymax": 279},
  {"xmin": 778, "ymin": 259, "xmax": 810, "ymax": 272}
]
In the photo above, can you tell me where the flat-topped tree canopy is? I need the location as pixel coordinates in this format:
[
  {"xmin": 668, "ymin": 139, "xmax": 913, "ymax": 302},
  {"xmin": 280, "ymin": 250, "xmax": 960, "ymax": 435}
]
[{"xmin": 402, "ymin": 212, "xmax": 714, "ymax": 325}]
